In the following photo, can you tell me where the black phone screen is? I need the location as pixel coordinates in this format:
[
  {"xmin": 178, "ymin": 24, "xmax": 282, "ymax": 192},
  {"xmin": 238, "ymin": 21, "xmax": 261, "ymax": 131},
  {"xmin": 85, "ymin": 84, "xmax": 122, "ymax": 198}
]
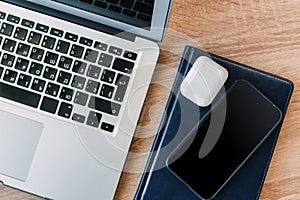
[{"xmin": 167, "ymin": 80, "xmax": 282, "ymax": 199}]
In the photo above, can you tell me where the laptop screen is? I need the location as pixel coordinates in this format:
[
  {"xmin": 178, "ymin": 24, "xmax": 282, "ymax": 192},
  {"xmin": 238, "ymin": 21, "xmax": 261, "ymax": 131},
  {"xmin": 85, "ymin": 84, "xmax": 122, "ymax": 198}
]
[{"xmin": 25, "ymin": 0, "xmax": 172, "ymax": 42}]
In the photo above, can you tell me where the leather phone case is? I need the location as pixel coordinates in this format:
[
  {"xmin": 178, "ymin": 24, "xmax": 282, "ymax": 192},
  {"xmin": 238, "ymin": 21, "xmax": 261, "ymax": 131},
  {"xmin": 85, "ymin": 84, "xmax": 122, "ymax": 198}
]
[{"xmin": 134, "ymin": 46, "xmax": 294, "ymax": 200}]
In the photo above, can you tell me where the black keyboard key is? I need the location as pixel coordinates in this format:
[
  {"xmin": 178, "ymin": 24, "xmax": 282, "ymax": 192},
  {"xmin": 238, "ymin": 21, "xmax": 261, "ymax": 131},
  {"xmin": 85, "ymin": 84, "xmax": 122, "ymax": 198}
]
[
  {"xmin": 109, "ymin": 46, "xmax": 122, "ymax": 56},
  {"xmin": 1, "ymin": 53, "xmax": 15, "ymax": 67},
  {"xmin": 112, "ymin": 58, "xmax": 134, "ymax": 74},
  {"xmin": 3, "ymin": 69, "xmax": 18, "ymax": 83},
  {"xmin": 44, "ymin": 52, "xmax": 58, "ymax": 65},
  {"xmin": 74, "ymin": 91, "xmax": 88, "ymax": 106},
  {"xmin": 21, "ymin": 19, "xmax": 34, "ymax": 28},
  {"xmin": 86, "ymin": 111, "xmax": 102, "ymax": 128},
  {"xmin": 0, "ymin": 23, "xmax": 14, "ymax": 36},
  {"xmin": 98, "ymin": 53, "xmax": 112, "ymax": 67},
  {"xmin": 56, "ymin": 40, "xmax": 70, "ymax": 54},
  {"xmin": 0, "ymin": 82, "xmax": 41, "ymax": 108},
  {"xmin": 137, "ymin": 13, "xmax": 151, "ymax": 22},
  {"xmin": 45, "ymin": 82, "xmax": 60, "ymax": 97},
  {"xmin": 120, "ymin": 0, "xmax": 134, "ymax": 8},
  {"xmin": 86, "ymin": 80, "xmax": 100, "ymax": 94},
  {"xmin": 94, "ymin": 42, "xmax": 107, "ymax": 51},
  {"xmin": 15, "ymin": 58, "xmax": 29, "ymax": 71},
  {"xmin": 115, "ymin": 73, "xmax": 130, "ymax": 87},
  {"xmin": 94, "ymin": 1, "xmax": 108, "ymax": 8},
  {"xmin": 30, "ymin": 47, "xmax": 44, "ymax": 61},
  {"xmin": 42, "ymin": 36, "xmax": 56, "ymax": 49},
  {"xmin": 43, "ymin": 66, "xmax": 57, "ymax": 80},
  {"xmin": 72, "ymin": 60, "xmax": 87, "ymax": 75},
  {"xmin": 50, "ymin": 28, "xmax": 64, "ymax": 37},
  {"xmin": 88, "ymin": 96, "xmax": 121, "ymax": 116},
  {"xmin": 0, "ymin": 36, "xmax": 2, "ymax": 45},
  {"xmin": 2, "ymin": 38, "xmax": 16, "ymax": 52},
  {"xmin": 87, "ymin": 65, "xmax": 101, "ymax": 79},
  {"xmin": 100, "ymin": 84, "xmax": 114, "ymax": 99},
  {"xmin": 70, "ymin": 44, "xmax": 84, "ymax": 58},
  {"xmin": 16, "ymin": 43, "xmax": 30, "ymax": 56},
  {"xmin": 0, "ymin": 12, "xmax": 6, "ymax": 20},
  {"xmin": 58, "ymin": 56, "xmax": 73, "ymax": 70},
  {"xmin": 7, "ymin": 14, "xmax": 20, "ymax": 24},
  {"xmin": 123, "ymin": 9, "xmax": 136, "ymax": 17},
  {"xmin": 58, "ymin": 102, "xmax": 73, "ymax": 119},
  {"xmin": 57, "ymin": 71, "xmax": 72, "ymax": 85},
  {"xmin": 36, "ymin": 23, "xmax": 49, "ymax": 33},
  {"xmin": 14, "ymin": 27, "xmax": 28, "ymax": 40},
  {"xmin": 29, "ymin": 62, "xmax": 43, "ymax": 76},
  {"xmin": 72, "ymin": 75, "xmax": 86, "ymax": 90},
  {"xmin": 106, "ymin": 0, "xmax": 119, "ymax": 4},
  {"xmin": 101, "ymin": 122, "xmax": 114, "ymax": 132},
  {"xmin": 40, "ymin": 96, "xmax": 58, "ymax": 114},
  {"xmin": 124, "ymin": 51, "xmax": 137, "ymax": 60},
  {"xmin": 0, "ymin": 67, "xmax": 3, "ymax": 78},
  {"xmin": 81, "ymin": 0, "xmax": 93, "ymax": 4},
  {"xmin": 101, "ymin": 69, "xmax": 115, "ymax": 83},
  {"xmin": 28, "ymin": 31, "xmax": 42, "ymax": 45},
  {"xmin": 60, "ymin": 87, "xmax": 74, "ymax": 101},
  {"xmin": 145, "ymin": 0, "xmax": 154, "ymax": 5},
  {"xmin": 134, "ymin": 2, "xmax": 153, "ymax": 15},
  {"xmin": 79, "ymin": 37, "xmax": 93, "ymax": 46},
  {"xmin": 108, "ymin": 5, "xmax": 122, "ymax": 13},
  {"xmin": 17, "ymin": 73, "xmax": 32, "ymax": 88},
  {"xmin": 31, "ymin": 78, "xmax": 46, "ymax": 92},
  {"xmin": 84, "ymin": 49, "xmax": 98, "ymax": 63},
  {"xmin": 114, "ymin": 73, "xmax": 130, "ymax": 102},
  {"xmin": 65, "ymin": 32, "xmax": 78, "ymax": 42},
  {"xmin": 72, "ymin": 113, "xmax": 85, "ymax": 123}
]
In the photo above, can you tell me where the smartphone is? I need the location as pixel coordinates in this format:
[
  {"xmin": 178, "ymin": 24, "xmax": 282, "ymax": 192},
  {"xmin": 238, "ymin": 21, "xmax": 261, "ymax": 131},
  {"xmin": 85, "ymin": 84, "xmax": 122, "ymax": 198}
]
[{"xmin": 167, "ymin": 80, "xmax": 282, "ymax": 199}]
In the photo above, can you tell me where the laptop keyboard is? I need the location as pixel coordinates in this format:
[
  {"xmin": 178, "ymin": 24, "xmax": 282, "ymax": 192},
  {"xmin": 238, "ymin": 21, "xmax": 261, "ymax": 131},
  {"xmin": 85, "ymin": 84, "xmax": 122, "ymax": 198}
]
[
  {"xmin": 53, "ymin": 0, "xmax": 154, "ymax": 28},
  {"xmin": 0, "ymin": 10, "xmax": 138, "ymax": 134},
  {"xmin": 82, "ymin": 0, "xmax": 154, "ymax": 21}
]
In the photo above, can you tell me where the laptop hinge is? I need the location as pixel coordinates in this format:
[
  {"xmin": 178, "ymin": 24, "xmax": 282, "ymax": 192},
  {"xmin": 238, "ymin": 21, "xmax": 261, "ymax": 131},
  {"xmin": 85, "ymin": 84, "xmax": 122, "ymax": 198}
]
[{"xmin": 3, "ymin": 0, "xmax": 137, "ymax": 42}]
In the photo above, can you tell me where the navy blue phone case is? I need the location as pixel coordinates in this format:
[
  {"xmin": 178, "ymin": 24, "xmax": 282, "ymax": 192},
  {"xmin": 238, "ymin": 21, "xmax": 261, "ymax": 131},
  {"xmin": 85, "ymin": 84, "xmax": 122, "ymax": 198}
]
[{"xmin": 134, "ymin": 46, "xmax": 294, "ymax": 200}]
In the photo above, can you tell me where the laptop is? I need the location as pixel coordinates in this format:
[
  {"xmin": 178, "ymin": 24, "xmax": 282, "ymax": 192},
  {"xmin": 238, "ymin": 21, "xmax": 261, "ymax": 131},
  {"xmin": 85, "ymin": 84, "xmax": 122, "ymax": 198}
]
[{"xmin": 0, "ymin": 0, "xmax": 172, "ymax": 199}]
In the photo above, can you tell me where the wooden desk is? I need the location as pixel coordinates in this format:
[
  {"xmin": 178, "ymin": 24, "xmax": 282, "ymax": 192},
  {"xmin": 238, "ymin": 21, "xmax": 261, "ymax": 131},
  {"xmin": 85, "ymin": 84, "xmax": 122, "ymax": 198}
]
[
  {"xmin": 1, "ymin": 0, "xmax": 299, "ymax": 199},
  {"xmin": 116, "ymin": 0, "xmax": 300, "ymax": 199}
]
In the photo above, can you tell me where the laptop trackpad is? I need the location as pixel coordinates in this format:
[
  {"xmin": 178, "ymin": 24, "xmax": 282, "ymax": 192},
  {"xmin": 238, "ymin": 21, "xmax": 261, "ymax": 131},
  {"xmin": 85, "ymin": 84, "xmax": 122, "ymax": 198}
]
[{"xmin": 0, "ymin": 110, "xmax": 43, "ymax": 181}]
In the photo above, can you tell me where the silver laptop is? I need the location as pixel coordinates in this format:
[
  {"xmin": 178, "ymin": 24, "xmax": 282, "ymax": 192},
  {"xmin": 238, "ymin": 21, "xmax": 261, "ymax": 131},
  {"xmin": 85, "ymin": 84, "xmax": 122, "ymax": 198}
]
[{"xmin": 0, "ymin": 0, "xmax": 172, "ymax": 199}]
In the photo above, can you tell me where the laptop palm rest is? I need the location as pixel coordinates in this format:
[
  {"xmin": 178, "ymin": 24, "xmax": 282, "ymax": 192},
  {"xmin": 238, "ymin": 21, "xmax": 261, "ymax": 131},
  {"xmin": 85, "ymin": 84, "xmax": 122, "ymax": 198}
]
[{"xmin": 0, "ymin": 110, "xmax": 43, "ymax": 181}]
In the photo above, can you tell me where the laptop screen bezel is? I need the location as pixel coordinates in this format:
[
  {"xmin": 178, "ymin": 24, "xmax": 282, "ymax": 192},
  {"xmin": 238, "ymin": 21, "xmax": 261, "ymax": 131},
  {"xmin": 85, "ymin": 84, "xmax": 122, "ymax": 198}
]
[{"xmin": 24, "ymin": 0, "xmax": 173, "ymax": 42}]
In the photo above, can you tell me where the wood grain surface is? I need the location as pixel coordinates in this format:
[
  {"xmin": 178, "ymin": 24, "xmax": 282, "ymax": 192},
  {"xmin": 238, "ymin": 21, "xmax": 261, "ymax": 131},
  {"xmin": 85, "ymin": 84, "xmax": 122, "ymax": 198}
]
[{"xmin": 1, "ymin": 0, "xmax": 299, "ymax": 199}]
